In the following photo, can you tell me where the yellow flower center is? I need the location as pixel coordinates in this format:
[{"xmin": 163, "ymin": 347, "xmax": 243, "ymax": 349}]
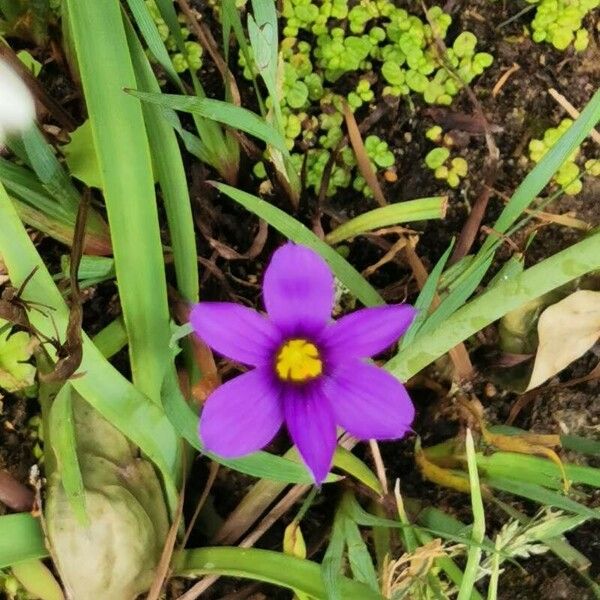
[{"xmin": 275, "ymin": 339, "xmax": 323, "ymax": 382}]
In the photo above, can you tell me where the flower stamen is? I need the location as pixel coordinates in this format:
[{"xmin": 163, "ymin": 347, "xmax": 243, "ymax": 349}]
[{"xmin": 276, "ymin": 339, "xmax": 322, "ymax": 382}]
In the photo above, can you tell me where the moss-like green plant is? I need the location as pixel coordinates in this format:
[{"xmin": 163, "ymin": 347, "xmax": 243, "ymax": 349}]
[
  {"xmin": 424, "ymin": 144, "xmax": 468, "ymax": 188},
  {"xmin": 145, "ymin": 0, "xmax": 203, "ymax": 73},
  {"xmin": 247, "ymin": 0, "xmax": 493, "ymax": 198},
  {"xmin": 528, "ymin": 118, "xmax": 586, "ymax": 195},
  {"xmin": 527, "ymin": 0, "xmax": 597, "ymax": 51}
]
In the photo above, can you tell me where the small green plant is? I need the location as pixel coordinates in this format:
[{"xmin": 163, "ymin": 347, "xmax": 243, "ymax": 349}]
[
  {"xmin": 526, "ymin": 0, "xmax": 597, "ymax": 51},
  {"xmin": 145, "ymin": 0, "xmax": 203, "ymax": 73},
  {"xmin": 528, "ymin": 118, "xmax": 585, "ymax": 195},
  {"xmin": 424, "ymin": 128, "xmax": 469, "ymax": 188},
  {"xmin": 245, "ymin": 0, "xmax": 493, "ymax": 198}
]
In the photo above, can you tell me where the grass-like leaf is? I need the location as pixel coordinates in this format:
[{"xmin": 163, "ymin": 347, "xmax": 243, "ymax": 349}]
[
  {"xmin": 64, "ymin": 0, "xmax": 172, "ymax": 403},
  {"xmin": 389, "ymin": 230, "xmax": 600, "ymax": 381},
  {"xmin": 128, "ymin": 89, "xmax": 289, "ymax": 154},
  {"xmin": 173, "ymin": 547, "xmax": 383, "ymax": 600},
  {"xmin": 324, "ymin": 196, "xmax": 447, "ymax": 244}
]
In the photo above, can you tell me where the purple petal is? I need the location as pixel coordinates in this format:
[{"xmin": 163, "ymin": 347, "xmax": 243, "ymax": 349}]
[
  {"xmin": 322, "ymin": 304, "xmax": 417, "ymax": 362},
  {"xmin": 263, "ymin": 243, "xmax": 334, "ymax": 335},
  {"xmin": 323, "ymin": 360, "xmax": 414, "ymax": 440},
  {"xmin": 190, "ymin": 302, "xmax": 280, "ymax": 366},
  {"xmin": 282, "ymin": 382, "xmax": 337, "ymax": 484},
  {"xmin": 199, "ymin": 368, "xmax": 283, "ymax": 458}
]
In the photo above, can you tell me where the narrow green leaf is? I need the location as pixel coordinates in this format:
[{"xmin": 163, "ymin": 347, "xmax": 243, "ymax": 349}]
[
  {"xmin": 321, "ymin": 506, "xmax": 347, "ymax": 600},
  {"xmin": 65, "ymin": 0, "xmax": 172, "ymax": 403},
  {"xmin": 125, "ymin": 17, "xmax": 199, "ymax": 303},
  {"xmin": 481, "ymin": 87, "xmax": 600, "ymax": 253},
  {"xmin": 341, "ymin": 494, "xmax": 379, "ymax": 592},
  {"xmin": 389, "ymin": 231, "xmax": 600, "ymax": 381},
  {"xmin": 213, "ymin": 182, "xmax": 384, "ymax": 307},
  {"xmin": 48, "ymin": 383, "xmax": 88, "ymax": 526},
  {"xmin": 457, "ymin": 430, "xmax": 485, "ymax": 600},
  {"xmin": 477, "ymin": 452, "xmax": 600, "ymax": 490},
  {"xmin": 332, "ymin": 447, "xmax": 383, "ymax": 495},
  {"xmin": 400, "ymin": 240, "xmax": 454, "ymax": 348},
  {"xmin": 128, "ymin": 89, "xmax": 289, "ymax": 154},
  {"xmin": 173, "ymin": 547, "xmax": 383, "ymax": 600},
  {"xmin": 485, "ymin": 477, "xmax": 599, "ymax": 518},
  {"xmin": 124, "ymin": 0, "xmax": 183, "ymax": 88},
  {"xmin": 325, "ymin": 197, "xmax": 447, "ymax": 245}
]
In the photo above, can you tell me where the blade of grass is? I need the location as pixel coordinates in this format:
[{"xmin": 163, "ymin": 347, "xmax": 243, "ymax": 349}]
[
  {"xmin": 325, "ymin": 197, "xmax": 447, "ymax": 245},
  {"xmin": 47, "ymin": 383, "xmax": 88, "ymax": 526},
  {"xmin": 128, "ymin": 89, "xmax": 289, "ymax": 154},
  {"xmin": 91, "ymin": 317, "xmax": 128, "ymax": 359},
  {"xmin": 173, "ymin": 547, "xmax": 382, "ymax": 600},
  {"xmin": 153, "ymin": 0, "xmax": 240, "ymax": 182},
  {"xmin": 321, "ymin": 504, "xmax": 347, "ymax": 600},
  {"xmin": 64, "ymin": 0, "xmax": 172, "ymax": 403},
  {"xmin": 212, "ymin": 182, "xmax": 384, "ymax": 307},
  {"xmin": 480, "ymin": 87, "xmax": 600, "ymax": 254},
  {"xmin": 457, "ymin": 430, "xmax": 485, "ymax": 600},
  {"xmin": 125, "ymin": 17, "xmax": 198, "ymax": 303},
  {"xmin": 485, "ymin": 477, "xmax": 598, "ymax": 518},
  {"xmin": 477, "ymin": 452, "xmax": 600, "ymax": 490},
  {"xmin": 400, "ymin": 241, "xmax": 454, "ymax": 348},
  {"xmin": 124, "ymin": 0, "xmax": 183, "ymax": 88},
  {"xmin": 388, "ymin": 230, "xmax": 600, "ymax": 381}
]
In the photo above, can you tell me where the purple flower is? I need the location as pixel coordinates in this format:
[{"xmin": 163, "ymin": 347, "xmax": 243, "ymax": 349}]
[{"xmin": 190, "ymin": 243, "xmax": 416, "ymax": 484}]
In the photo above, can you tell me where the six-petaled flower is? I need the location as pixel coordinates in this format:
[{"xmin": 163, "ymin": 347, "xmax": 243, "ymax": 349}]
[{"xmin": 190, "ymin": 242, "xmax": 416, "ymax": 483}]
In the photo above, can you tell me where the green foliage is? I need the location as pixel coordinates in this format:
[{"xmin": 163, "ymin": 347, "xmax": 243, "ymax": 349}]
[
  {"xmin": 527, "ymin": 0, "xmax": 597, "ymax": 51},
  {"xmin": 528, "ymin": 118, "xmax": 599, "ymax": 195},
  {"xmin": 0, "ymin": 319, "xmax": 36, "ymax": 393},
  {"xmin": 144, "ymin": 0, "xmax": 203, "ymax": 73},
  {"xmin": 424, "ymin": 136, "xmax": 469, "ymax": 188},
  {"xmin": 246, "ymin": 0, "xmax": 493, "ymax": 198}
]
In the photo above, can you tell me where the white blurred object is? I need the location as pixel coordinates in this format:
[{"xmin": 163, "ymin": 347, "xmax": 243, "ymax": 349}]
[{"xmin": 0, "ymin": 57, "xmax": 36, "ymax": 146}]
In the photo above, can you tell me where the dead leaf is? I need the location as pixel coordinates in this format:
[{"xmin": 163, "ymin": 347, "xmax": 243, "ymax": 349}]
[{"xmin": 527, "ymin": 290, "xmax": 600, "ymax": 391}]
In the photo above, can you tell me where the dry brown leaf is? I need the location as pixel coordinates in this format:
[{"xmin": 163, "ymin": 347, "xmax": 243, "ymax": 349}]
[{"xmin": 527, "ymin": 290, "xmax": 600, "ymax": 391}]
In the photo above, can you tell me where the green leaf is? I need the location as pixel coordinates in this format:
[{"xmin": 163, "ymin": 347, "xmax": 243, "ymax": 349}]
[
  {"xmin": 125, "ymin": 17, "xmax": 199, "ymax": 303},
  {"xmin": 173, "ymin": 547, "xmax": 382, "ymax": 600},
  {"xmin": 127, "ymin": 90, "xmax": 289, "ymax": 154},
  {"xmin": 0, "ymin": 319, "xmax": 35, "ymax": 392},
  {"xmin": 64, "ymin": 0, "xmax": 172, "ymax": 405},
  {"xmin": 321, "ymin": 507, "xmax": 347, "ymax": 600},
  {"xmin": 485, "ymin": 477, "xmax": 599, "ymax": 519},
  {"xmin": 389, "ymin": 231, "xmax": 600, "ymax": 381},
  {"xmin": 0, "ymin": 514, "xmax": 48, "ymax": 569},
  {"xmin": 62, "ymin": 120, "xmax": 103, "ymax": 189},
  {"xmin": 48, "ymin": 383, "xmax": 88, "ymax": 526},
  {"xmin": 325, "ymin": 197, "xmax": 447, "ymax": 244}
]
